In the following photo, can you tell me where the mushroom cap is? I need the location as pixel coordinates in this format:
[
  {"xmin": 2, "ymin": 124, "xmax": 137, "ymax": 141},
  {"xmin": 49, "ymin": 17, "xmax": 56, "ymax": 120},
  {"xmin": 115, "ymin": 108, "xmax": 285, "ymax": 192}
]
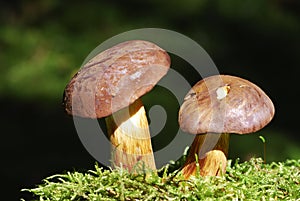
[
  {"xmin": 63, "ymin": 40, "xmax": 170, "ymax": 118},
  {"xmin": 179, "ymin": 75, "xmax": 275, "ymax": 134}
]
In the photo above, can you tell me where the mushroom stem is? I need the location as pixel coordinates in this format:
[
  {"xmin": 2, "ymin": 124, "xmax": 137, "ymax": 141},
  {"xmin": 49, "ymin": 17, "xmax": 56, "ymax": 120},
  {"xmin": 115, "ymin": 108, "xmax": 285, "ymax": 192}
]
[
  {"xmin": 105, "ymin": 98, "xmax": 156, "ymax": 172},
  {"xmin": 182, "ymin": 133, "xmax": 230, "ymax": 178}
]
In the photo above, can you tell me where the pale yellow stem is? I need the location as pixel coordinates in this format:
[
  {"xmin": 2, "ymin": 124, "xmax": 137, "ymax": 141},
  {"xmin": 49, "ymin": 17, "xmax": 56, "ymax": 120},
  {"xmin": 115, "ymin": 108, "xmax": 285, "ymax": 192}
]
[
  {"xmin": 105, "ymin": 99, "xmax": 156, "ymax": 172},
  {"xmin": 182, "ymin": 133, "xmax": 229, "ymax": 178}
]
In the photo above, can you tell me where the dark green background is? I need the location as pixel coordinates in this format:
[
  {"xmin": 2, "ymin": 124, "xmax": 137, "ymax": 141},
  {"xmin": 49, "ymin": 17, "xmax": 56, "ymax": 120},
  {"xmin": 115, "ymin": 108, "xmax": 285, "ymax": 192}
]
[{"xmin": 1, "ymin": 0, "xmax": 300, "ymax": 200}]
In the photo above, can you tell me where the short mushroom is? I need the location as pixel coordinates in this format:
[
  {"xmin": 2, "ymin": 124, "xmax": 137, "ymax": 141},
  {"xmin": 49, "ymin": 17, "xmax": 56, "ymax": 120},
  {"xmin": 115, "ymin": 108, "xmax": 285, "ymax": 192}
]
[
  {"xmin": 179, "ymin": 75, "xmax": 275, "ymax": 178},
  {"xmin": 63, "ymin": 40, "xmax": 170, "ymax": 172}
]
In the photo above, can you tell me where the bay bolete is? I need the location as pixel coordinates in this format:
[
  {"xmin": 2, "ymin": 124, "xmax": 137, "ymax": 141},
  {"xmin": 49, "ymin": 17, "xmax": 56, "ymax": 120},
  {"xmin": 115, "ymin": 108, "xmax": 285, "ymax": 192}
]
[
  {"xmin": 179, "ymin": 75, "xmax": 275, "ymax": 178},
  {"xmin": 63, "ymin": 40, "xmax": 170, "ymax": 172}
]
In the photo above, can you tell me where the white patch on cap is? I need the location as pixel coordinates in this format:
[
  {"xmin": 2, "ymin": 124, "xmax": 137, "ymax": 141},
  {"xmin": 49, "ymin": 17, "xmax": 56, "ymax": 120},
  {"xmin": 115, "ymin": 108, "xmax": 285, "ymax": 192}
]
[{"xmin": 216, "ymin": 86, "xmax": 230, "ymax": 100}]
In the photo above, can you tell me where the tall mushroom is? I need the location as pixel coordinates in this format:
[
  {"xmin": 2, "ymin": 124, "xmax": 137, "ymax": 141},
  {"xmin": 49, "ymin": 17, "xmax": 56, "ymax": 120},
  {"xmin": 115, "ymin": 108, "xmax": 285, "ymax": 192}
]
[
  {"xmin": 179, "ymin": 75, "xmax": 275, "ymax": 178},
  {"xmin": 63, "ymin": 40, "xmax": 170, "ymax": 172}
]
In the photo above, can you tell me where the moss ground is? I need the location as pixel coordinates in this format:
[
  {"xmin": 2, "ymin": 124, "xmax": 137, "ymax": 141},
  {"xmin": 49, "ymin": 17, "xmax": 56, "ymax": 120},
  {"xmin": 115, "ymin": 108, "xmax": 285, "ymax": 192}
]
[{"xmin": 22, "ymin": 158, "xmax": 300, "ymax": 200}]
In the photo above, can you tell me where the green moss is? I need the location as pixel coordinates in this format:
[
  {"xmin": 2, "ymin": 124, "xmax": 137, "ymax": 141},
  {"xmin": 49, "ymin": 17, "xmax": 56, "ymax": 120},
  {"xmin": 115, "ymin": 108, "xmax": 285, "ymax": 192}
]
[{"xmin": 22, "ymin": 158, "xmax": 300, "ymax": 200}]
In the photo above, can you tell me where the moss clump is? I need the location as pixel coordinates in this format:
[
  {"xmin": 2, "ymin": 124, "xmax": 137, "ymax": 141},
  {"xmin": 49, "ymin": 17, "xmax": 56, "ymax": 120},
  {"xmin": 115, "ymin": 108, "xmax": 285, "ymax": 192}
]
[{"xmin": 22, "ymin": 158, "xmax": 300, "ymax": 200}]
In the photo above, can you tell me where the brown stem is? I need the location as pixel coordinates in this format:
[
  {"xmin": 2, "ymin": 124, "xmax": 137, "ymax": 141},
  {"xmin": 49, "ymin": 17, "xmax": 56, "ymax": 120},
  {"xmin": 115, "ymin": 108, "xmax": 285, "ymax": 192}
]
[
  {"xmin": 105, "ymin": 99, "xmax": 156, "ymax": 173},
  {"xmin": 182, "ymin": 133, "xmax": 230, "ymax": 178}
]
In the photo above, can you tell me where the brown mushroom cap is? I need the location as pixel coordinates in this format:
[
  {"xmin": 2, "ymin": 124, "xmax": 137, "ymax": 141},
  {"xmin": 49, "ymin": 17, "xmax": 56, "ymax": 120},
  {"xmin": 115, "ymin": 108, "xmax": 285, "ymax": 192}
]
[
  {"xmin": 179, "ymin": 75, "xmax": 275, "ymax": 134},
  {"xmin": 63, "ymin": 40, "xmax": 170, "ymax": 118}
]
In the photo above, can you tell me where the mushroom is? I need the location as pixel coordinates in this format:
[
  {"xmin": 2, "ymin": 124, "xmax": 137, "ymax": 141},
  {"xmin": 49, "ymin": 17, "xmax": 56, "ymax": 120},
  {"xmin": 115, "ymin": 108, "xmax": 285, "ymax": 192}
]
[
  {"xmin": 63, "ymin": 40, "xmax": 170, "ymax": 172},
  {"xmin": 178, "ymin": 75, "xmax": 275, "ymax": 178}
]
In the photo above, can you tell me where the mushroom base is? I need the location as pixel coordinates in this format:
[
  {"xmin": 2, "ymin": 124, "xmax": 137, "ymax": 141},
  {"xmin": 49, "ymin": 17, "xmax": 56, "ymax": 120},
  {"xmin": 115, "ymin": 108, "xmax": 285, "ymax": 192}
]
[
  {"xmin": 182, "ymin": 150, "xmax": 227, "ymax": 177},
  {"xmin": 182, "ymin": 133, "xmax": 230, "ymax": 178},
  {"xmin": 105, "ymin": 99, "xmax": 156, "ymax": 173}
]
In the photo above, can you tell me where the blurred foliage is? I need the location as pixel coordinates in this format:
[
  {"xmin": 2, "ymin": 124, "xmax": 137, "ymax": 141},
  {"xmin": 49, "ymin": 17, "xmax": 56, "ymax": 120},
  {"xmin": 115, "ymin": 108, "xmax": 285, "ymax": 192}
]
[
  {"xmin": 1, "ymin": 0, "xmax": 300, "ymax": 101},
  {"xmin": 229, "ymin": 130, "xmax": 300, "ymax": 162}
]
